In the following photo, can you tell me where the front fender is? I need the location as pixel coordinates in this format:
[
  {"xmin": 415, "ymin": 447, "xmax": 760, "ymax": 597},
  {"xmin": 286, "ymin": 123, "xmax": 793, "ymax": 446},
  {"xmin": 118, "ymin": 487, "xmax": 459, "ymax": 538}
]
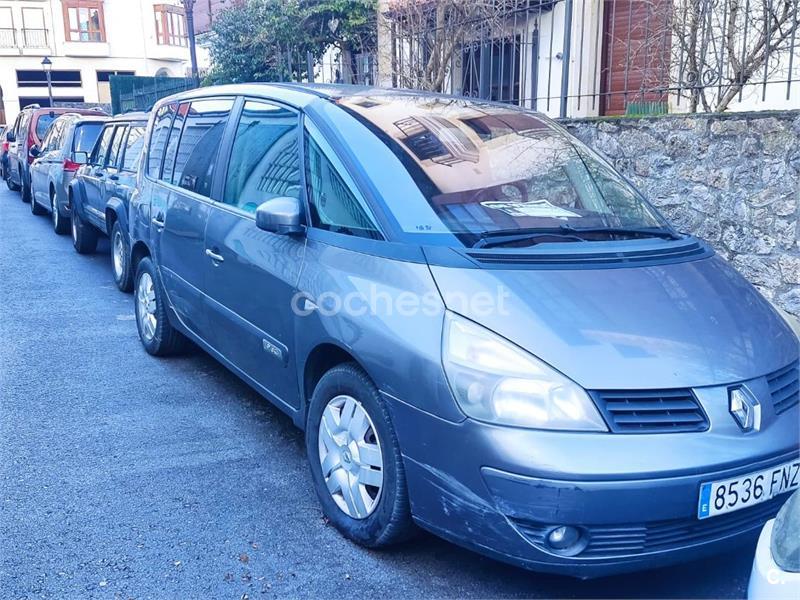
[
  {"xmin": 67, "ymin": 178, "xmax": 88, "ymax": 218},
  {"xmin": 105, "ymin": 196, "xmax": 128, "ymax": 236}
]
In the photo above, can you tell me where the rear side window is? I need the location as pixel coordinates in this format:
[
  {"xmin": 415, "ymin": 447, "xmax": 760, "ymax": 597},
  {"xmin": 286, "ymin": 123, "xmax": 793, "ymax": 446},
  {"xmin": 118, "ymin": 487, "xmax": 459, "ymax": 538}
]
[
  {"xmin": 223, "ymin": 100, "xmax": 299, "ymax": 212},
  {"xmin": 91, "ymin": 125, "xmax": 115, "ymax": 165},
  {"xmin": 107, "ymin": 125, "xmax": 127, "ymax": 168},
  {"xmin": 40, "ymin": 119, "xmax": 62, "ymax": 152},
  {"xmin": 161, "ymin": 103, "xmax": 189, "ymax": 183},
  {"xmin": 172, "ymin": 98, "xmax": 233, "ymax": 197},
  {"xmin": 121, "ymin": 124, "xmax": 146, "ymax": 172},
  {"xmin": 73, "ymin": 122, "xmax": 104, "ymax": 154},
  {"xmin": 147, "ymin": 104, "xmax": 176, "ymax": 178},
  {"xmin": 20, "ymin": 111, "xmax": 32, "ymax": 137},
  {"xmin": 35, "ymin": 113, "xmax": 57, "ymax": 140},
  {"xmin": 304, "ymin": 127, "xmax": 382, "ymax": 239}
]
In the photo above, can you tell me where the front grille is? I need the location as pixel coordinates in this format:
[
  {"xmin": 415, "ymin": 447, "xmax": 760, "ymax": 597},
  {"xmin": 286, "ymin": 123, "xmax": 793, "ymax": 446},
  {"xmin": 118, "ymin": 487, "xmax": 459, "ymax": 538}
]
[
  {"xmin": 591, "ymin": 389, "xmax": 708, "ymax": 433},
  {"xmin": 511, "ymin": 495, "xmax": 786, "ymax": 558},
  {"xmin": 767, "ymin": 362, "xmax": 800, "ymax": 415}
]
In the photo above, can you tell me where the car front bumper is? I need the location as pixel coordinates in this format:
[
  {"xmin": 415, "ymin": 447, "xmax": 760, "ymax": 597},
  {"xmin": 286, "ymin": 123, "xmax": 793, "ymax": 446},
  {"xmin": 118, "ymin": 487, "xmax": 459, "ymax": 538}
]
[{"xmin": 385, "ymin": 388, "xmax": 799, "ymax": 578}]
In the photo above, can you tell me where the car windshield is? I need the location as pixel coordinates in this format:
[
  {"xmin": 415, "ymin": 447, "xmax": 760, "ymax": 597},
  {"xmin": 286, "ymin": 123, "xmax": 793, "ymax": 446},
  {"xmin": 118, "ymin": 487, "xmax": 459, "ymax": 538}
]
[
  {"xmin": 73, "ymin": 122, "xmax": 104, "ymax": 153},
  {"xmin": 338, "ymin": 94, "xmax": 670, "ymax": 246},
  {"xmin": 36, "ymin": 114, "xmax": 57, "ymax": 140}
]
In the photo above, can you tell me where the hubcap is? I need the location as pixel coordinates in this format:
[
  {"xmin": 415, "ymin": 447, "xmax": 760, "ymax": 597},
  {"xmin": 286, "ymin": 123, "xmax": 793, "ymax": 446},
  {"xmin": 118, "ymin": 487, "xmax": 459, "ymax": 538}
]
[
  {"xmin": 318, "ymin": 395, "xmax": 384, "ymax": 519},
  {"xmin": 113, "ymin": 231, "xmax": 125, "ymax": 279},
  {"xmin": 136, "ymin": 272, "xmax": 157, "ymax": 342},
  {"xmin": 71, "ymin": 215, "xmax": 77, "ymax": 242},
  {"xmin": 51, "ymin": 195, "xmax": 58, "ymax": 227}
]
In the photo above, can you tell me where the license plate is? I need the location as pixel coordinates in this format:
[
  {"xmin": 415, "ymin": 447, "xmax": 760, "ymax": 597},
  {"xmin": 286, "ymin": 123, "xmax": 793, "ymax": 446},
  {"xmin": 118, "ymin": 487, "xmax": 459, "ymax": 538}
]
[{"xmin": 698, "ymin": 459, "xmax": 800, "ymax": 519}]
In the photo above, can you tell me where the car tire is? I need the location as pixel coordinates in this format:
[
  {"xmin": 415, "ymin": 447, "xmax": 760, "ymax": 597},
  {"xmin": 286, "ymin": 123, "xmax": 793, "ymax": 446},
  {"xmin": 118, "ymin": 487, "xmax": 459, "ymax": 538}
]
[
  {"xmin": 71, "ymin": 209, "xmax": 98, "ymax": 254},
  {"xmin": 6, "ymin": 171, "xmax": 19, "ymax": 191},
  {"xmin": 306, "ymin": 362, "xmax": 415, "ymax": 548},
  {"xmin": 21, "ymin": 171, "xmax": 32, "ymax": 203},
  {"xmin": 134, "ymin": 257, "xmax": 188, "ymax": 356},
  {"xmin": 51, "ymin": 190, "xmax": 69, "ymax": 235},
  {"xmin": 111, "ymin": 220, "xmax": 134, "ymax": 293},
  {"xmin": 30, "ymin": 193, "xmax": 46, "ymax": 215}
]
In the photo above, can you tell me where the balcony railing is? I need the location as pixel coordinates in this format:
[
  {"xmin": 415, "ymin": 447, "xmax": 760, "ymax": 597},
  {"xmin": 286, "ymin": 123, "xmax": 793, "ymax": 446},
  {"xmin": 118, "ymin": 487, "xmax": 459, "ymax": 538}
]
[
  {"xmin": 22, "ymin": 28, "xmax": 48, "ymax": 48},
  {"xmin": 0, "ymin": 28, "xmax": 16, "ymax": 48}
]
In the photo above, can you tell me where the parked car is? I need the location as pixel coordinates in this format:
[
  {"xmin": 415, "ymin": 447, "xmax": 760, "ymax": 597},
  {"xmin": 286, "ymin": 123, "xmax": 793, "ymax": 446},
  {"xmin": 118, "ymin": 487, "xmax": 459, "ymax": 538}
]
[
  {"xmin": 28, "ymin": 113, "xmax": 108, "ymax": 232},
  {"xmin": 749, "ymin": 490, "xmax": 799, "ymax": 599},
  {"xmin": 129, "ymin": 84, "xmax": 800, "ymax": 578},
  {"xmin": 0, "ymin": 124, "xmax": 7, "ymax": 181},
  {"xmin": 69, "ymin": 112, "xmax": 148, "ymax": 291},
  {"xmin": 5, "ymin": 105, "xmax": 105, "ymax": 203}
]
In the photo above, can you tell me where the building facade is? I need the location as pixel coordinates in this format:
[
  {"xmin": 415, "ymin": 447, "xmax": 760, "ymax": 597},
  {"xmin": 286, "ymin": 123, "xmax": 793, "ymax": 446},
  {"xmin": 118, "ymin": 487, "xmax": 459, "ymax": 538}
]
[
  {"xmin": 190, "ymin": 0, "xmax": 239, "ymax": 35},
  {"xmin": 0, "ymin": 0, "xmax": 192, "ymax": 124},
  {"xmin": 378, "ymin": 0, "xmax": 800, "ymax": 119}
]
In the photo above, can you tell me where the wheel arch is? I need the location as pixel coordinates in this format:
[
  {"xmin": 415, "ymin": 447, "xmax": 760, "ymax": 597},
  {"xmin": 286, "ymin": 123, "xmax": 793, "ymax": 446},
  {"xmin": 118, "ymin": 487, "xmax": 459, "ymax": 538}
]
[
  {"xmin": 105, "ymin": 198, "xmax": 128, "ymax": 237},
  {"xmin": 302, "ymin": 342, "xmax": 369, "ymax": 426},
  {"xmin": 130, "ymin": 240, "xmax": 151, "ymax": 276},
  {"xmin": 67, "ymin": 179, "xmax": 85, "ymax": 214}
]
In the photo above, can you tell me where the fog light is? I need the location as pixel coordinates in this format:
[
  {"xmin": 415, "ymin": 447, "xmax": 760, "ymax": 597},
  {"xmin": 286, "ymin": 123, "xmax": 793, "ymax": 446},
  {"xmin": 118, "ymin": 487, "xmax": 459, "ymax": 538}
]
[{"xmin": 546, "ymin": 525, "xmax": 581, "ymax": 551}]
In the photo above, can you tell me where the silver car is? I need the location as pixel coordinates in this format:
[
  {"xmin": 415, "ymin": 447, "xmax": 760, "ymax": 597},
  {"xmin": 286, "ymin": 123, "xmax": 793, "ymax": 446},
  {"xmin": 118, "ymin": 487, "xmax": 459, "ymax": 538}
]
[
  {"xmin": 129, "ymin": 84, "xmax": 800, "ymax": 578},
  {"xmin": 29, "ymin": 113, "xmax": 108, "ymax": 233}
]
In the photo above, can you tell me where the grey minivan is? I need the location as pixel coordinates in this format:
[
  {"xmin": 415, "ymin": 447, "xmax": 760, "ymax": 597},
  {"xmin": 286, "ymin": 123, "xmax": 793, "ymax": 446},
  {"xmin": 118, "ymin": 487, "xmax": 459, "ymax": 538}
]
[{"xmin": 129, "ymin": 84, "xmax": 800, "ymax": 578}]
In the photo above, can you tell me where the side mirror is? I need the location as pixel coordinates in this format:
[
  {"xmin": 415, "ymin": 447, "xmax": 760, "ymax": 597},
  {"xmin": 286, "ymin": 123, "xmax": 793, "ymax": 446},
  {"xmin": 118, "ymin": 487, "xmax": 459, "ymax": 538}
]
[
  {"xmin": 73, "ymin": 151, "xmax": 89, "ymax": 165},
  {"xmin": 5, "ymin": 132, "xmax": 15, "ymax": 143},
  {"xmin": 255, "ymin": 196, "xmax": 304, "ymax": 235},
  {"xmin": 29, "ymin": 145, "xmax": 40, "ymax": 159}
]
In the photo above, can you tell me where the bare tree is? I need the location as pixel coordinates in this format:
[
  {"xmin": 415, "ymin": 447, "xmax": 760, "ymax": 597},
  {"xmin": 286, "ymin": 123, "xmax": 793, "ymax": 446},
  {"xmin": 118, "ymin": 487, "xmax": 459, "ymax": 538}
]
[
  {"xmin": 628, "ymin": 0, "xmax": 800, "ymax": 112},
  {"xmin": 383, "ymin": 0, "xmax": 529, "ymax": 92}
]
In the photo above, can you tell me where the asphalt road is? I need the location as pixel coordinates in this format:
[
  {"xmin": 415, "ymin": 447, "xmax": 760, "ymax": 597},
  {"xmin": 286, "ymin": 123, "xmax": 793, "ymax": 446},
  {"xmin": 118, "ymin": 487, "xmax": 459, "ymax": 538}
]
[{"xmin": 0, "ymin": 183, "xmax": 757, "ymax": 599}]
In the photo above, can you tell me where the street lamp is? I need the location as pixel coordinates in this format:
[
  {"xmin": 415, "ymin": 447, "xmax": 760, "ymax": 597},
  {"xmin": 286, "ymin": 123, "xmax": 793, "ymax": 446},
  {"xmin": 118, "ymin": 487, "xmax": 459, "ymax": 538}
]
[
  {"xmin": 41, "ymin": 56, "xmax": 53, "ymax": 107},
  {"xmin": 180, "ymin": 0, "xmax": 199, "ymax": 87}
]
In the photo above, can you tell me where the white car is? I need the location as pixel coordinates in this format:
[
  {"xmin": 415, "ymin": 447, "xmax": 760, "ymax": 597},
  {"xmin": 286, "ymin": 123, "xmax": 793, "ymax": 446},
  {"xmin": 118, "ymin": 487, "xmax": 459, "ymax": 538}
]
[{"xmin": 748, "ymin": 490, "xmax": 799, "ymax": 599}]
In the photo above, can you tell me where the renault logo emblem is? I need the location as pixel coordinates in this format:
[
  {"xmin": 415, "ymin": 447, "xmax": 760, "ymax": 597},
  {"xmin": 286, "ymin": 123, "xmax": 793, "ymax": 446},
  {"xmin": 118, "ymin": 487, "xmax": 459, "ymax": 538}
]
[{"xmin": 729, "ymin": 386, "xmax": 761, "ymax": 432}]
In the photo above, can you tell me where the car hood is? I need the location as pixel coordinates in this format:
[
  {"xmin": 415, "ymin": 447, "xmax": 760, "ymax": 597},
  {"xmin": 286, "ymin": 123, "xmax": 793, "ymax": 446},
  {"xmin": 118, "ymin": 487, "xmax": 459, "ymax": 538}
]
[{"xmin": 428, "ymin": 254, "xmax": 799, "ymax": 390}]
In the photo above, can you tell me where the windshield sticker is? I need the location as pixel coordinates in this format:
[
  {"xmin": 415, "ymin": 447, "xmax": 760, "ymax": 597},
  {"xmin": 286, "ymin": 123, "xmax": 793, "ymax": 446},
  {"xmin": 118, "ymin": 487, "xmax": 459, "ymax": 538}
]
[{"xmin": 481, "ymin": 200, "xmax": 581, "ymax": 219}]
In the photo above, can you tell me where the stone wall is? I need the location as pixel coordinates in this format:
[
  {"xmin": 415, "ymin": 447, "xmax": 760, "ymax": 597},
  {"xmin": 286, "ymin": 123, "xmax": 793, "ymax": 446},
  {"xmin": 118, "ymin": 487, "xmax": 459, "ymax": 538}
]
[{"xmin": 561, "ymin": 110, "xmax": 800, "ymax": 317}]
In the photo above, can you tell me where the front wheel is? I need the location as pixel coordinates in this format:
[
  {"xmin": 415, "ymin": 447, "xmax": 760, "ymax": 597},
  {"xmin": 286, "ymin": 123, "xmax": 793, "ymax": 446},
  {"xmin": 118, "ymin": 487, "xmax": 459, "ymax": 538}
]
[
  {"xmin": 71, "ymin": 208, "xmax": 98, "ymax": 254},
  {"xmin": 306, "ymin": 363, "xmax": 415, "ymax": 548},
  {"xmin": 30, "ymin": 192, "xmax": 46, "ymax": 216},
  {"xmin": 7, "ymin": 169, "xmax": 20, "ymax": 191},
  {"xmin": 134, "ymin": 257, "xmax": 187, "ymax": 356},
  {"xmin": 111, "ymin": 221, "xmax": 133, "ymax": 292},
  {"xmin": 51, "ymin": 190, "xmax": 69, "ymax": 234},
  {"xmin": 21, "ymin": 171, "xmax": 32, "ymax": 203}
]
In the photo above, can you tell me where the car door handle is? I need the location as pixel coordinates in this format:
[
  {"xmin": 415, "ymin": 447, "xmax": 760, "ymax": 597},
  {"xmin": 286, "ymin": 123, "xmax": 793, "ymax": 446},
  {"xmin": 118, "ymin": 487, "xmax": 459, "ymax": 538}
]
[
  {"xmin": 151, "ymin": 216, "xmax": 165, "ymax": 229},
  {"xmin": 205, "ymin": 248, "xmax": 224, "ymax": 263},
  {"xmin": 109, "ymin": 174, "xmax": 119, "ymax": 181}
]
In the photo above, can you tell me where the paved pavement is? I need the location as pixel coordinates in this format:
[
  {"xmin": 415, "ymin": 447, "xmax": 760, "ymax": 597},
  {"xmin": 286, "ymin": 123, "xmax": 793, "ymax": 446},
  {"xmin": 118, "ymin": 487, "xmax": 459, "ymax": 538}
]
[{"xmin": 0, "ymin": 183, "xmax": 756, "ymax": 599}]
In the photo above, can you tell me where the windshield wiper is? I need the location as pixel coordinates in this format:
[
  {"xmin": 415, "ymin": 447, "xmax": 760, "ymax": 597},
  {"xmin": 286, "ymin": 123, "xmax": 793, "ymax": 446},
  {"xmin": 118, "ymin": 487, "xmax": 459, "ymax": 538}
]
[
  {"xmin": 473, "ymin": 228, "xmax": 587, "ymax": 249},
  {"xmin": 472, "ymin": 224, "xmax": 683, "ymax": 248},
  {"xmin": 558, "ymin": 224, "xmax": 683, "ymax": 240}
]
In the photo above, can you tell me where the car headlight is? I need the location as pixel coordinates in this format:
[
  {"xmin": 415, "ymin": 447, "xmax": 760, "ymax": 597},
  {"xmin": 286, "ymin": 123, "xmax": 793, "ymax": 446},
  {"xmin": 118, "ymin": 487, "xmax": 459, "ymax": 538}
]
[
  {"xmin": 442, "ymin": 312, "xmax": 607, "ymax": 431},
  {"xmin": 775, "ymin": 305, "xmax": 800, "ymax": 341},
  {"xmin": 771, "ymin": 491, "xmax": 800, "ymax": 573}
]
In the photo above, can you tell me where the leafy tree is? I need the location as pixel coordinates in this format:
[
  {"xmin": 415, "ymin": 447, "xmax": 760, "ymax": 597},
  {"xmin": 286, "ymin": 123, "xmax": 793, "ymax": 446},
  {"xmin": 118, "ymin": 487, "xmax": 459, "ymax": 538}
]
[
  {"xmin": 305, "ymin": 2, "xmax": 377, "ymax": 52},
  {"xmin": 204, "ymin": 0, "xmax": 377, "ymax": 85}
]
